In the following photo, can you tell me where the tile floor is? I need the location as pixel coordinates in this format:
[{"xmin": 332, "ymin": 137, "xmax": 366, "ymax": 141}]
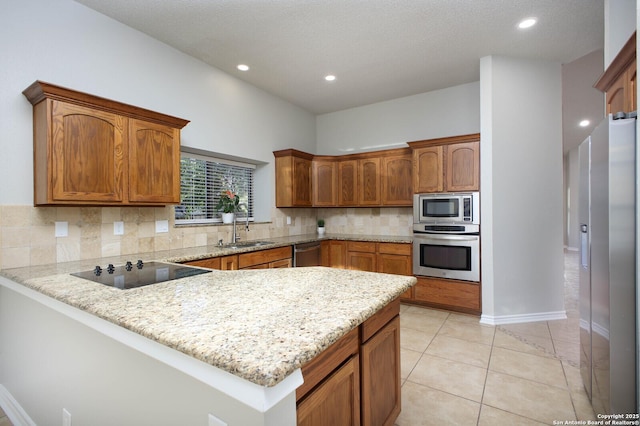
[
  {"xmin": 396, "ymin": 250, "xmax": 596, "ymax": 425},
  {"xmin": 0, "ymin": 251, "xmax": 594, "ymax": 426}
]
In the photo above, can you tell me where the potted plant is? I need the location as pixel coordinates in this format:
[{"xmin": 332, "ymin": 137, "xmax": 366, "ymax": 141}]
[
  {"xmin": 317, "ymin": 219, "xmax": 325, "ymax": 235},
  {"xmin": 216, "ymin": 190, "xmax": 240, "ymax": 223}
]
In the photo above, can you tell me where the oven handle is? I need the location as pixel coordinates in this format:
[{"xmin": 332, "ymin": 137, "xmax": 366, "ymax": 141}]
[{"xmin": 414, "ymin": 234, "xmax": 479, "ymax": 241}]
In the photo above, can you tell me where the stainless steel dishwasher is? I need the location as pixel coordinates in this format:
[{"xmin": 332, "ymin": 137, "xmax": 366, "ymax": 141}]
[{"xmin": 293, "ymin": 241, "xmax": 321, "ymax": 267}]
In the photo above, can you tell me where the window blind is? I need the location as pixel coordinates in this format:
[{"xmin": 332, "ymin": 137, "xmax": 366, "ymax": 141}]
[{"xmin": 175, "ymin": 153, "xmax": 255, "ymax": 224}]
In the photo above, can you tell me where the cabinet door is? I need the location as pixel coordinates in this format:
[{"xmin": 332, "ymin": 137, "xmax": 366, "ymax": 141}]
[
  {"xmin": 361, "ymin": 316, "xmax": 401, "ymax": 426},
  {"xmin": 50, "ymin": 101, "xmax": 125, "ymax": 203},
  {"xmin": 445, "ymin": 141, "xmax": 480, "ymax": 192},
  {"xmin": 320, "ymin": 241, "xmax": 331, "ymax": 267},
  {"xmin": 220, "ymin": 255, "xmax": 238, "ymax": 270},
  {"xmin": 381, "ymin": 154, "xmax": 413, "ymax": 205},
  {"xmin": 328, "ymin": 240, "xmax": 348, "ymax": 268},
  {"xmin": 348, "ymin": 252, "xmax": 377, "ymax": 272},
  {"xmin": 377, "ymin": 253, "xmax": 411, "ymax": 276},
  {"xmin": 338, "ymin": 160, "xmax": 358, "ymax": 206},
  {"xmin": 606, "ymin": 58, "xmax": 637, "ymax": 115},
  {"xmin": 358, "ymin": 158, "xmax": 381, "ymax": 205},
  {"xmin": 274, "ymin": 151, "xmax": 312, "ymax": 207},
  {"xmin": 128, "ymin": 119, "xmax": 181, "ymax": 203},
  {"xmin": 293, "ymin": 156, "xmax": 313, "ymax": 206},
  {"xmin": 607, "ymin": 71, "xmax": 628, "ymax": 115},
  {"xmin": 413, "ymin": 146, "xmax": 443, "ymax": 193},
  {"xmin": 297, "ymin": 355, "xmax": 360, "ymax": 426},
  {"xmin": 313, "ymin": 160, "xmax": 337, "ymax": 206}
]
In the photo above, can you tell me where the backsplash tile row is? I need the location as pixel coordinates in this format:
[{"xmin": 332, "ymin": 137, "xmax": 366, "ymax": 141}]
[{"xmin": 0, "ymin": 205, "xmax": 413, "ymax": 269}]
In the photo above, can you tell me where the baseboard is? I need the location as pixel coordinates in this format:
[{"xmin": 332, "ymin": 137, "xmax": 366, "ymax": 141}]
[
  {"xmin": 480, "ymin": 310, "xmax": 567, "ymax": 325},
  {"xmin": 0, "ymin": 384, "xmax": 36, "ymax": 426}
]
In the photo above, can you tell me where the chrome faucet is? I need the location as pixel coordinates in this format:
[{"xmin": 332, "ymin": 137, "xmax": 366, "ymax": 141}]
[{"xmin": 232, "ymin": 203, "xmax": 249, "ymax": 243}]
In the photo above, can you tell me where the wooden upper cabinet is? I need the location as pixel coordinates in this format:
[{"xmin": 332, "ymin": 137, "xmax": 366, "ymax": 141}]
[
  {"xmin": 358, "ymin": 157, "xmax": 381, "ymax": 205},
  {"xmin": 446, "ymin": 141, "xmax": 480, "ymax": 192},
  {"xmin": 312, "ymin": 158, "xmax": 337, "ymax": 206},
  {"xmin": 274, "ymin": 149, "xmax": 313, "ymax": 207},
  {"xmin": 338, "ymin": 159, "xmax": 358, "ymax": 206},
  {"xmin": 413, "ymin": 146, "xmax": 444, "ymax": 193},
  {"xmin": 409, "ymin": 134, "xmax": 480, "ymax": 193},
  {"xmin": 128, "ymin": 119, "xmax": 181, "ymax": 204},
  {"xmin": 595, "ymin": 32, "xmax": 637, "ymax": 115},
  {"xmin": 381, "ymin": 152, "xmax": 413, "ymax": 205},
  {"xmin": 49, "ymin": 101, "xmax": 125, "ymax": 203},
  {"xmin": 23, "ymin": 81, "xmax": 189, "ymax": 206}
]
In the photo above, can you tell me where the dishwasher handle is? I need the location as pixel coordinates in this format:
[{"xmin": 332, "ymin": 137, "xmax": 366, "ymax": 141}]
[{"xmin": 295, "ymin": 244, "xmax": 321, "ymax": 254}]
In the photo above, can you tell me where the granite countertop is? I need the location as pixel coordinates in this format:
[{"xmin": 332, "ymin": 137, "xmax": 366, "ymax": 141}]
[{"xmin": 0, "ymin": 236, "xmax": 416, "ymax": 387}]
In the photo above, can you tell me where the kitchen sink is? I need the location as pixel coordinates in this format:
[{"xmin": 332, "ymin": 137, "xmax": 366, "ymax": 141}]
[{"xmin": 224, "ymin": 241, "xmax": 274, "ymax": 249}]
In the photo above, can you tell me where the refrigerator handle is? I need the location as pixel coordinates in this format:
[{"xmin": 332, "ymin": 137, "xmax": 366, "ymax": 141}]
[{"xmin": 580, "ymin": 223, "xmax": 588, "ymax": 269}]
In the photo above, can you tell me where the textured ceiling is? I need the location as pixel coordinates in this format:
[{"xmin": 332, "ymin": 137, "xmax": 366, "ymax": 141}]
[{"xmin": 73, "ymin": 0, "xmax": 604, "ymax": 115}]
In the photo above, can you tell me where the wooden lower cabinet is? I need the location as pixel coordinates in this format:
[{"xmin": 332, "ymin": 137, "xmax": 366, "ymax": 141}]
[
  {"xmin": 184, "ymin": 256, "xmax": 221, "ymax": 270},
  {"xmin": 183, "ymin": 246, "xmax": 292, "ymax": 271},
  {"xmin": 297, "ymin": 355, "xmax": 361, "ymax": 426},
  {"xmin": 297, "ymin": 299, "xmax": 402, "ymax": 426},
  {"xmin": 414, "ymin": 276, "xmax": 481, "ymax": 314},
  {"xmin": 361, "ymin": 316, "xmax": 401, "ymax": 426},
  {"xmin": 238, "ymin": 246, "xmax": 292, "ymax": 269},
  {"xmin": 347, "ymin": 241, "xmax": 377, "ymax": 272},
  {"xmin": 220, "ymin": 255, "xmax": 238, "ymax": 270},
  {"xmin": 377, "ymin": 243, "xmax": 413, "ymax": 300},
  {"xmin": 326, "ymin": 240, "xmax": 348, "ymax": 268}
]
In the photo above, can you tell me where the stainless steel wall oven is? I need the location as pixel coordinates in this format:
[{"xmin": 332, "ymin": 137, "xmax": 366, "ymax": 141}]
[{"xmin": 413, "ymin": 192, "xmax": 480, "ymax": 282}]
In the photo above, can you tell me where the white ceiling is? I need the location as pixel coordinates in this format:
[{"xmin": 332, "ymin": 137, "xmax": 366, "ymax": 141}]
[{"xmin": 73, "ymin": 0, "xmax": 605, "ymax": 151}]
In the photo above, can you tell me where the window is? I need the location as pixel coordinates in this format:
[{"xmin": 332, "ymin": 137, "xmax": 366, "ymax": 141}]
[{"xmin": 175, "ymin": 153, "xmax": 255, "ymax": 224}]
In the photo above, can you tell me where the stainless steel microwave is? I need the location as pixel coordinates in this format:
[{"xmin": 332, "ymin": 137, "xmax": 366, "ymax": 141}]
[{"xmin": 413, "ymin": 192, "xmax": 479, "ymax": 224}]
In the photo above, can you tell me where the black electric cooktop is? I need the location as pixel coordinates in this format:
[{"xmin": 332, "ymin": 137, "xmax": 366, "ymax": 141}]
[{"xmin": 71, "ymin": 260, "xmax": 212, "ymax": 290}]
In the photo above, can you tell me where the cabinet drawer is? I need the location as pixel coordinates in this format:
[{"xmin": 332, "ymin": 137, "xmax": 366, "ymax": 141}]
[
  {"xmin": 414, "ymin": 276, "xmax": 480, "ymax": 312},
  {"xmin": 238, "ymin": 246, "xmax": 292, "ymax": 269},
  {"xmin": 347, "ymin": 241, "xmax": 376, "ymax": 253},
  {"xmin": 377, "ymin": 242, "xmax": 411, "ymax": 256},
  {"xmin": 360, "ymin": 298, "xmax": 400, "ymax": 343},
  {"xmin": 184, "ymin": 257, "xmax": 222, "ymax": 269}
]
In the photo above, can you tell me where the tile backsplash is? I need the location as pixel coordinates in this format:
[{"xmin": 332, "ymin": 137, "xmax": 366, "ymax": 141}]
[{"xmin": 0, "ymin": 205, "xmax": 412, "ymax": 269}]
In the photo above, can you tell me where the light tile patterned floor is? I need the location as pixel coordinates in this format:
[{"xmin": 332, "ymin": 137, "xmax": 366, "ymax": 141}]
[{"xmin": 396, "ymin": 250, "xmax": 596, "ymax": 425}]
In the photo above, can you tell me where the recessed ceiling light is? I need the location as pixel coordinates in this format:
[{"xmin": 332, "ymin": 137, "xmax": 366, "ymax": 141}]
[
  {"xmin": 518, "ymin": 18, "xmax": 537, "ymax": 29},
  {"xmin": 237, "ymin": 64, "xmax": 250, "ymax": 71},
  {"xmin": 579, "ymin": 119, "xmax": 590, "ymax": 127},
  {"xmin": 324, "ymin": 75, "xmax": 336, "ymax": 82}
]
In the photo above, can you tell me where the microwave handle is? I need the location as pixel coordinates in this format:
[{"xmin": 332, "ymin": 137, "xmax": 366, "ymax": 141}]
[{"xmin": 415, "ymin": 234, "xmax": 479, "ymax": 241}]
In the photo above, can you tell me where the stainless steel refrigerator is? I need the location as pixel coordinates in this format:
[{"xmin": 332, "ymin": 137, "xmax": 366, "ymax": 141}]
[{"xmin": 579, "ymin": 114, "xmax": 637, "ymax": 415}]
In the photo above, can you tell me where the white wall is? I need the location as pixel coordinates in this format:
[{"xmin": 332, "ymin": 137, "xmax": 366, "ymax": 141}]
[
  {"xmin": 604, "ymin": 0, "xmax": 637, "ymax": 66},
  {"xmin": 480, "ymin": 56, "xmax": 566, "ymax": 323},
  {"xmin": 316, "ymin": 82, "xmax": 480, "ymax": 154},
  {"xmin": 0, "ymin": 0, "xmax": 316, "ymax": 218}
]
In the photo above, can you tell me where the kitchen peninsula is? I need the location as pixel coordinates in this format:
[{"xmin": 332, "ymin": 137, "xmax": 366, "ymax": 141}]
[{"xmin": 0, "ymin": 246, "xmax": 415, "ymax": 426}]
